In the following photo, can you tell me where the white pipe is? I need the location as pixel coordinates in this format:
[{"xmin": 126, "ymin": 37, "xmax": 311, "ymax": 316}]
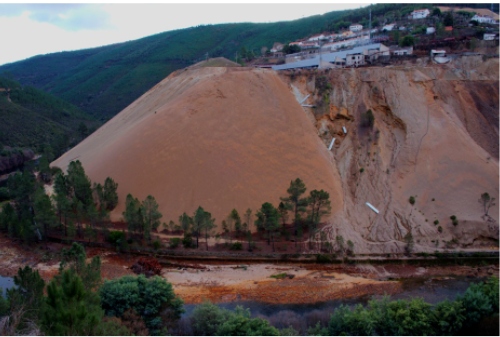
[
  {"xmin": 365, "ymin": 202, "xmax": 379, "ymax": 214},
  {"xmin": 342, "ymin": 126, "xmax": 347, "ymax": 134},
  {"xmin": 299, "ymin": 94, "xmax": 310, "ymax": 104},
  {"xmin": 328, "ymin": 138, "xmax": 336, "ymax": 150}
]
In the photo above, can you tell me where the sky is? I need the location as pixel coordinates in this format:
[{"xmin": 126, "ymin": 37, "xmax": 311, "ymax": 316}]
[{"xmin": 0, "ymin": 1, "xmax": 377, "ymax": 66}]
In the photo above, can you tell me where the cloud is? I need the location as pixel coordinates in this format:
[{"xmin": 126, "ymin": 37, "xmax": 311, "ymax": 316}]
[{"xmin": 0, "ymin": 4, "xmax": 110, "ymax": 31}]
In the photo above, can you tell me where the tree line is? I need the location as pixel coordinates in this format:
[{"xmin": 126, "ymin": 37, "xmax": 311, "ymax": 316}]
[
  {"xmin": 0, "ymin": 244, "xmax": 498, "ymax": 335},
  {"xmin": 0, "ymin": 160, "xmax": 332, "ymax": 253},
  {"xmin": 0, "ymin": 160, "xmax": 118, "ymax": 245}
]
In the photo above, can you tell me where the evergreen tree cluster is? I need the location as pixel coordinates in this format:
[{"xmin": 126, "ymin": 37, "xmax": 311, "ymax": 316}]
[{"xmin": 0, "ymin": 160, "xmax": 118, "ymax": 243}]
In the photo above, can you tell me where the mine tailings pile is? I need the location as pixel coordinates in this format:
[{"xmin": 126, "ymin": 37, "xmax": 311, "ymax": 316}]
[{"xmin": 51, "ymin": 57, "xmax": 499, "ymax": 255}]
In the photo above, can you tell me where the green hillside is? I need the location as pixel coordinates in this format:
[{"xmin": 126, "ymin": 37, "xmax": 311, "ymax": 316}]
[
  {"xmin": 0, "ymin": 3, "xmax": 455, "ymax": 120},
  {"xmin": 0, "ymin": 76, "xmax": 98, "ymax": 156}
]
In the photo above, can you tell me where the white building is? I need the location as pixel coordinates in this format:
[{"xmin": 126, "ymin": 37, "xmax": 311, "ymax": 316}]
[
  {"xmin": 270, "ymin": 42, "xmax": 284, "ymax": 53},
  {"xmin": 426, "ymin": 27, "xmax": 436, "ymax": 34},
  {"xmin": 410, "ymin": 9, "xmax": 430, "ymax": 19},
  {"xmin": 382, "ymin": 23, "xmax": 396, "ymax": 31},
  {"xmin": 308, "ymin": 34, "xmax": 326, "ymax": 41},
  {"xmin": 471, "ymin": 14, "xmax": 496, "ymax": 24},
  {"xmin": 349, "ymin": 24, "xmax": 363, "ymax": 32},
  {"xmin": 390, "ymin": 46, "xmax": 413, "ymax": 56},
  {"xmin": 272, "ymin": 43, "xmax": 390, "ymax": 70},
  {"xmin": 484, "ymin": 33, "xmax": 496, "ymax": 40}
]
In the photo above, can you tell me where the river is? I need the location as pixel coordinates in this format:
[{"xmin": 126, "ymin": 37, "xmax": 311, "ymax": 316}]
[
  {"xmin": 183, "ymin": 275, "xmax": 481, "ymax": 316},
  {"xmin": 0, "ymin": 274, "xmax": 14, "ymax": 297}
]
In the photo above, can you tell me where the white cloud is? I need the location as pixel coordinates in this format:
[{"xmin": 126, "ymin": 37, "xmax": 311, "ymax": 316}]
[{"xmin": 0, "ymin": 3, "xmax": 368, "ymax": 66}]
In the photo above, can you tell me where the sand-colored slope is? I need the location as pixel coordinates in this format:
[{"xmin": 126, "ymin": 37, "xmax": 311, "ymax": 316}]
[
  {"xmin": 52, "ymin": 67, "xmax": 343, "ymax": 224},
  {"xmin": 283, "ymin": 57, "xmax": 499, "ymax": 253}
]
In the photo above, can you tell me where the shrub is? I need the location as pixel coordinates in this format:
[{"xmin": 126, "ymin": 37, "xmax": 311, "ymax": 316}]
[
  {"xmin": 153, "ymin": 240, "xmax": 161, "ymax": 251},
  {"xmin": 107, "ymin": 231, "xmax": 126, "ymax": 245},
  {"xmin": 182, "ymin": 234, "xmax": 194, "ymax": 248},
  {"xmin": 409, "ymin": 196, "xmax": 416, "ymax": 205},
  {"xmin": 359, "ymin": 168, "xmax": 364, "ymax": 173},
  {"xmin": 0, "ymin": 187, "xmax": 9, "ymax": 201},
  {"xmin": 190, "ymin": 301, "xmax": 230, "ymax": 336},
  {"xmin": 230, "ymin": 242, "xmax": 243, "ymax": 250},
  {"xmin": 434, "ymin": 220, "xmax": 439, "ymax": 225},
  {"xmin": 169, "ymin": 237, "xmax": 181, "ymax": 249},
  {"xmin": 438, "ymin": 226, "xmax": 443, "ymax": 233},
  {"xmin": 316, "ymin": 254, "xmax": 333, "ymax": 263},
  {"xmin": 99, "ymin": 275, "xmax": 184, "ymax": 335},
  {"xmin": 450, "ymin": 215, "xmax": 456, "ymax": 221},
  {"xmin": 361, "ymin": 109, "xmax": 375, "ymax": 128},
  {"xmin": 270, "ymin": 273, "xmax": 288, "ymax": 279}
]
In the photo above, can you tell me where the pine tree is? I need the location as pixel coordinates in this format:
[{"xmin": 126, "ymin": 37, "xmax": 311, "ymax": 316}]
[
  {"xmin": 255, "ymin": 202, "xmax": 280, "ymax": 252},
  {"xmin": 33, "ymin": 187, "xmax": 57, "ymax": 240},
  {"xmin": 193, "ymin": 206, "xmax": 206, "ymax": 249},
  {"xmin": 53, "ymin": 172, "xmax": 70, "ymax": 233},
  {"xmin": 59, "ymin": 242, "xmax": 102, "ymax": 291},
  {"xmin": 103, "ymin": 177, "xmax": 119, "ymax": 210},
  {"xmin": 123, "ymin": 194, "xmax": 143, "ymax": 240},
  {"xmin": 42, "ymin": 269, "xmax": 103, "ymax": 336},
  {"xmin": 280, "ymin": 178, "xmax": 308, "ymax": 245},
  {"xmin": 141, "ymin": 195, "xmax": 162, "ymax": 242}
]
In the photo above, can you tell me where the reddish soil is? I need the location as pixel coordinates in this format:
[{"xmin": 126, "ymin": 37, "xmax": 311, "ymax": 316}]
[
  {"xmin": 2, "ymin": 234, "xmax": 496, "ymax": 305},
  {"xmin": 51, "ymin": 67, "xmax": 343, "ymax": 227}
]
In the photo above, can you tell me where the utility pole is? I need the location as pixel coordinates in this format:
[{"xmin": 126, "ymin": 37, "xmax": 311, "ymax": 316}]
[{"xmin": 369, "ymin": 5, "xmax": 372, "ymax": 42}]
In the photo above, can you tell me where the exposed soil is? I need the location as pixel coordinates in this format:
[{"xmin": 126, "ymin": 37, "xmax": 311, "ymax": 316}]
[
  {"xmin": 0, "ymin": 234, "xmax": 497, "ymax": 305},
  {"xmin": 50, "ymin": 59, "xmax": 498, "ymax": 255}
]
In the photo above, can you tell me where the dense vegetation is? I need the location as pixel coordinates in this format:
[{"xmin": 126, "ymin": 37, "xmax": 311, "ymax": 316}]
[
  {"xmin": 0, "ymin": 76, "xmax": 98, "ymax": 156},
  {"xmin": 0, "ymin": 3, "xmax": 479, "ymax": 121},
  {"xmin": 0, "ymin": 247, "xmax": 498, "ymax": 335}
]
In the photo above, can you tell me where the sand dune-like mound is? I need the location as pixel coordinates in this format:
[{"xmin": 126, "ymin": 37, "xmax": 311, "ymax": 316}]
[{"xmin": 52, "ymin": 67, "xmax": 343, "ymax": 224}]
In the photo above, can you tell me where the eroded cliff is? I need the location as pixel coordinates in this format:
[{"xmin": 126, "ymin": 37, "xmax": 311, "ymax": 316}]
[{"xmin": 281, "ymin": 56, "xmax": 499, "ymax": 254}]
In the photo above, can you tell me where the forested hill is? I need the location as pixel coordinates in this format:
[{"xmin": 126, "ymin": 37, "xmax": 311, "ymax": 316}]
[
  {"xmin": 0, "ymin": 3, "xmax": 426, "ymax": 120},
  {"xmin": 0, "ymin": 76, "xmax": 98, "ymax": 156}
]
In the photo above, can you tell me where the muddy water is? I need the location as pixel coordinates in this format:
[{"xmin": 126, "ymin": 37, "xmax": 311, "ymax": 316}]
[
  {"xmin": 0, "ymin": 275, "xmax": 14, "ymax": 297},
  {"xmin": 183, "ymin": 276, "xmax": 481, "ymax": 318}
]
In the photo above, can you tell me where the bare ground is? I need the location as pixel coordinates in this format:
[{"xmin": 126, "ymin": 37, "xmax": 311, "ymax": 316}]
[{"xmin": 0, "ymin": 233, "xmax": 497, "ymax": 305}]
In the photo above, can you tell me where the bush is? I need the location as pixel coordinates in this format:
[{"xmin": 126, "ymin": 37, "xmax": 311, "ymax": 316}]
[
  {"xmin": 409, "ymin": 196, "xmax": 416, "ymax": 205},
  {"xmin": 457, "ymin": 282, "xmax": 495, "ymax": 326},
  {"xmin": 182, "ymin": 234, "xmax": 194, "ymax": 248},
  {"xmin": 270, "ymin": 273, "xmax": 288, "ymax": 279},
  {"xmin": 99, "ymin": 275, "xmax": 184, "ymax": 335},
  {"xmin": 169, "ymin": 237, "xmax": 181, "ymax": 249},
  {"xmin": 361, "ymin": 109, "xmax": 375, "ymax": 128},
  {"xmin": 434, "ymin": 220, "xmax": 439, "ymax": 225},
  {"xmin": 230, "ymin": 242, "xmax": 243, "ymax": 250},
  {"xmin": 438, "ymin": 226, "xmax": 443, "ymax": 233},
  {"xmin": 190, "ymin": 301, "xmax": 230, "ymax": 336},
  {"xmin": 316, "ymin": 254, "xmax": 333, "ymax": 263},
  {"xmin": 359, "ymin": 168, "xmax": 364, "ymax": 173},
  {"xmin": 107, "ymin": 231, "xmax": 126, "ymax": 245},
  {"xmin": 0, "ymin": 187, "xmax": 9, "ymax": 201},
  {"xmin": 153, "ymin": 240, "xmax": 161, "ymax": 250}
]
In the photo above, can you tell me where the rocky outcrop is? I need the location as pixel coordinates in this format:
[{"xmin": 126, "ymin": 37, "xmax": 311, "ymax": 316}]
[
  {"xmin": 0, "ymin": 148, "xmax": 35, "ymax": 175},
  {"xmin": 280, "ymin": 56, "xmax": 499, "ymax": 254}
]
